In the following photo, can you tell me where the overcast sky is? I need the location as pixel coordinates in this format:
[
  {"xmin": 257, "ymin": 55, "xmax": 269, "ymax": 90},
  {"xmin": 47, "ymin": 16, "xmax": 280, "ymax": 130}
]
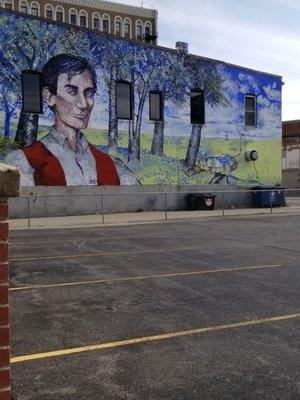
[{"xmin": 111, "ymin": 0, "xmax": 299, "ymax": 121}]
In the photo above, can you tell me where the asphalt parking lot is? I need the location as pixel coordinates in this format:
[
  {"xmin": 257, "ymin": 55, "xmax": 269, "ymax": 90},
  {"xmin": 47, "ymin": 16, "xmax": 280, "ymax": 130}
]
[{"xmin": 9, "ymin": 214, "xmax": 300, "ymax": 400}]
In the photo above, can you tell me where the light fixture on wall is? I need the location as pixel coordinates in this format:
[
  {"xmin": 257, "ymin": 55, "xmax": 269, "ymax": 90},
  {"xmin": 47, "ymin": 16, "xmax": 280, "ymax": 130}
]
[{"xmin": 245, "ymin": 150, "xmax": 259, "ymax": 161}]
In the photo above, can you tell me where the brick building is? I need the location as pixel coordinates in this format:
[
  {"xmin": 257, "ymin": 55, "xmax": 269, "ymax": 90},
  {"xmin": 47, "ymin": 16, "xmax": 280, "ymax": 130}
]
[
  {"xmin": 282, "ymin": 120, "xmax": 300, "ymax": 188},
  {"xmin": 0, "ymin": 0, "xmax": 158, "ymax": 43}
]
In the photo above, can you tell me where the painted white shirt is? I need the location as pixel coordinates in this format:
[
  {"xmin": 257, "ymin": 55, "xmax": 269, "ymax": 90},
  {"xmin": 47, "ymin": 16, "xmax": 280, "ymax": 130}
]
[{"xmin": 4, "ymin": 128, "xmax": 139, "ymax": 186}]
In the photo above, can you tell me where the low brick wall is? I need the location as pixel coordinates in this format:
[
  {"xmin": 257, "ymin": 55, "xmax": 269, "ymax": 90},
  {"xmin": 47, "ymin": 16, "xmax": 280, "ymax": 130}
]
[
  {"xmin": 282, "ymin": 169, "xmax": 300, "ymax": 189},
  {"xmin": 0, "ymin": 200, "xmax": 10, "ymax": 400},
  {"xmin": 0, "ymin": 165, "xmax": 20, "ymax": 400}
]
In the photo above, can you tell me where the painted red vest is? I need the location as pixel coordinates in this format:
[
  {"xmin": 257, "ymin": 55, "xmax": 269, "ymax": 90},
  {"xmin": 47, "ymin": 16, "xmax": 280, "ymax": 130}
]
[{"xmin": 22, "ymin": 142, "xmax": 120, "ymax": 186}]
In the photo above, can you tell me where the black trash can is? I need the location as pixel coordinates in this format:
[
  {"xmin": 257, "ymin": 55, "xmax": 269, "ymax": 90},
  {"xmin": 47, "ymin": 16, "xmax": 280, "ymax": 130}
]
[
  {"xmin": 186, "ymin": 193, "xmax": 216, "ymax": 211},
  {"xmin": 252, "ymin": 186, "xmax": 286, "ymax": 207}
]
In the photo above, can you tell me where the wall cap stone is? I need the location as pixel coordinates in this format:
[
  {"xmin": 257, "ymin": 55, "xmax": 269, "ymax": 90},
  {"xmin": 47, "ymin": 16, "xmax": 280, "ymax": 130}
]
[{"xmin": 0, "ymin": 163, "xmax": 20, "ymax": 198}]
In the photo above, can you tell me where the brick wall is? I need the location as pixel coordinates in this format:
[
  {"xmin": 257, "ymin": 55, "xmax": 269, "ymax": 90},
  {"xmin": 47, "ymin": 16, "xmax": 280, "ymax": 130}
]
[
  {"xmin": 5, "ymin": 0, "xmax": 157, "ymax": 43},
  {"xmin": 0, "ymin": 164, "xmax": 20, "ymax": 400},
  {"xmin": 0, "ymin": 200, "xmax": 10, "ymax": 400}
]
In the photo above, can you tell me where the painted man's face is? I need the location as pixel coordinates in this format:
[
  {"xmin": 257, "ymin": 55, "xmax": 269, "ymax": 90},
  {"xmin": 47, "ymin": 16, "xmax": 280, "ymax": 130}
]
[{"xmin": 51, "ymin": 70, "xmax": 96, "ymax": 130}]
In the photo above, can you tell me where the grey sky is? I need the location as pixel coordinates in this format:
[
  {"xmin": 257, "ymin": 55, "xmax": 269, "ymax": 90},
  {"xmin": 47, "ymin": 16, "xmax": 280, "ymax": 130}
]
[{"xmin": 111, "ymin": 0, "xmax": 299, "ymax": 121}]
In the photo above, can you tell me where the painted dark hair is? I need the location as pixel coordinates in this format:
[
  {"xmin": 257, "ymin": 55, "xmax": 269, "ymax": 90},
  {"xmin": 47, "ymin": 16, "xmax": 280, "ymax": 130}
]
[{"xmin": 42, "ymin": 54, "xmax": 97, "ymax": 94}]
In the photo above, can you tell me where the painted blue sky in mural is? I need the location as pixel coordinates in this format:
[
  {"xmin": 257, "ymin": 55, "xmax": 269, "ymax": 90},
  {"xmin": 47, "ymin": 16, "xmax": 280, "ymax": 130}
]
[{"xmin": 117, "ymin": 0, "xmax": 299, "ymax": 121}]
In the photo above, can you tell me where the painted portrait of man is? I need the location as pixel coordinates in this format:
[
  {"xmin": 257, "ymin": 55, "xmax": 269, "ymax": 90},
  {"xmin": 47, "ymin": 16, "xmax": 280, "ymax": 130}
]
[{"xmin": 5, "ymin": 54, "xmax": 139, "ymax": 186}]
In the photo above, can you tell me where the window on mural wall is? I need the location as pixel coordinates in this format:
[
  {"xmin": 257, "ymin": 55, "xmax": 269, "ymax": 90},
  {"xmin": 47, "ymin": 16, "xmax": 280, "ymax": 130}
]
[
  {"xmin": 245, "ymin": 95, "xmax": 257, "ymax": 127},
  {"xmin": 22, "ymin": 71, "xmax": 43, "ymax": 114},
  {"xmin": 149, "ymin": 92, "xmax": 164, "ymax": 121},
  {"xmin": 116, "ymin": 81, "xmax": 132, "ymax": 120},
  {"xmin": 191, "ymin": 90, "xmax": 205, "ymax": 125}
]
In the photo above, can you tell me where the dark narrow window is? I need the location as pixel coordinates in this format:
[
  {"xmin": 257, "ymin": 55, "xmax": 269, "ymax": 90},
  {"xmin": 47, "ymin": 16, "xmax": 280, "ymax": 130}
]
[
  {"xmin": 115, "ymin": 20, "xmax": 121, "ymax": 35},
  {"xmin": 20, "ymin": 4, "xmax": 28, "ymax": 14},
  {"xmin": 4, "ymin": 1, "xmax": 13, "ymax": 10},
  {"xmin": 191, "ymin": 89, "xmax": 205, "ymax": 124},
  {"xmin": 93, "ymin": 17, "xmax": 100, "ymax": 30},
  {"xmin": 30, "ymin": 4, "xmax": 39, "ymax": 16},
  {"xmin": 245, "ymin": 95, "xmax": 257, "ymax": 127},
  {"xmin": 80, "ymin": 15, "xmax": 87, "ymax": 27},
  {"xmin": 149, "ymin": 92, "xmax": 163, "ymax": 121},
  {"xmin": 46, "ymin": 8, "xmax": 53, "ymax": 19},
  {"xmin": 103, "ymin": 18, "xmax": 109, "ymax": 33},
  {"xmin": 22, "ymin": 71, "xmax": 43, "ymax": 114},
  {"xmin": 124, "ymin": 22, "xmax": 130, "ymax": 38},
  {"xmin": 145, "ymin": 26, "xmax": 151, "ymax": 43},
  {"xmin": 56, "ymin": 11, "xmax": 63, "ymax": 22},
  {"xmin": 136, "ymin": 23, "xmax": 143, "ymax": 40},
  {"xmin": 70, "ymin": 12, "xmax": 77, "ymax": 25},
  {"xmin": 116, "ymin": 81, "xmax": 132, "ymax": 120}
]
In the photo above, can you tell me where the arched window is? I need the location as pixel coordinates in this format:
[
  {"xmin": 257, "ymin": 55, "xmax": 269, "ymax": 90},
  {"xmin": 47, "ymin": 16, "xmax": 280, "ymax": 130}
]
[
  {"xmin": 114, "ymin": 16, "xmax": 122, "ymax": 36},
  {"xmin": 144, "ymin": 21, "xmax": 152, "ymax": 37},
  {"xmin": 123, "ymin": 18, "xmax": 131, "ymax": 39},
  {"xmin": 30, "ymin": 1, "xmax": 39, "ymax": 16},
  {"xmin": 136, "ymin": 20, "xmax": 143, "ymax": 40},
  {"xmin": 69, "ymin": 8, "xmax": 77, "ymax": 25},
  {"xmin": 19, "ymin": 0, "xmax": 28, "ymax": 13},
  {"xmin": 92, "ymin": 12, "xmax": 100, "ymax": 30},
  {"xmin": 55, "ymin": 6, "xmax": 64, "ymax": 22},
  {"xmin": 102, "ymin": 14, "xmax": 110, "ymax": 33},
  {"xmin": 45, "ymin": 4, "xmax": 53, "ymax": 19},
  {"xmin": 4, "ymin": 0, "xmax": 13, "ymax": 9},
  {"xmin": 79, "ymin": 10, "xmax": 88, "ymax": 27}
]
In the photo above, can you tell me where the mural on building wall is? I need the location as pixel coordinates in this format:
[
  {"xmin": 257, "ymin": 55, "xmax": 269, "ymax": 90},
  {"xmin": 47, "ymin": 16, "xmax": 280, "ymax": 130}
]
[{"xmin": 0, "ymin": 11, "xmax": 282, "ymax": 186}]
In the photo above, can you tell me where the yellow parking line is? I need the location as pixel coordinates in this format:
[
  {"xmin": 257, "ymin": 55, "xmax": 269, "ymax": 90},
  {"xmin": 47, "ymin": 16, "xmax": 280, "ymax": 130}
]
[
  {"xmin": 10, "ymin": 245, "xmax": 219, "ymax": 262},
  {"xmin": 10, "ymin": 264, "xmax": 281, "ymax": 292},
  {"xmin": 11, "ymin": 313, "xmax": 300, "ymax": 364}
]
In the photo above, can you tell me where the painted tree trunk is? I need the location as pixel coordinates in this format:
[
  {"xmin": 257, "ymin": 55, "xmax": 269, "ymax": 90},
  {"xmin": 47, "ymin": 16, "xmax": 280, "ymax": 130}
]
[
  {"xmin": 128, "ymin": 120, "xmax": 134, "ymax": 160},
  {"xmin": 128, "ymin": 71, "xmax": 135, "ymax": 161},
  {"xmin": 108, "ymin": 67, "xmax": 118, "ymax": 149},
  {"xmin": 129, "ymin": 93, "xmax": 146, "ymax": 163},
  {"xmin": 15, "ymin": 113, "xmax": 39, "ymax": 148},
  {"xmin": 185, "ymin": 124, "xmax": 202, "ymax": 168},
  {"xmin": 151, "ymin": 121, "xmax": 165, "ymax": 156},
  {"xmin": 129, "ymin": 112, "xmax": 142, "ymax": 163},
  {"xmin": 3, "ymin": 111, "xmax": 11, "ymax": 139}
]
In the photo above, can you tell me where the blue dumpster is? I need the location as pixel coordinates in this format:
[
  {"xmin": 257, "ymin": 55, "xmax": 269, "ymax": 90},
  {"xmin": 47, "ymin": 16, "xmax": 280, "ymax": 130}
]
[{"xmin": 252, "ymin": 186, "xmax": 286, "ymax": 207}]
